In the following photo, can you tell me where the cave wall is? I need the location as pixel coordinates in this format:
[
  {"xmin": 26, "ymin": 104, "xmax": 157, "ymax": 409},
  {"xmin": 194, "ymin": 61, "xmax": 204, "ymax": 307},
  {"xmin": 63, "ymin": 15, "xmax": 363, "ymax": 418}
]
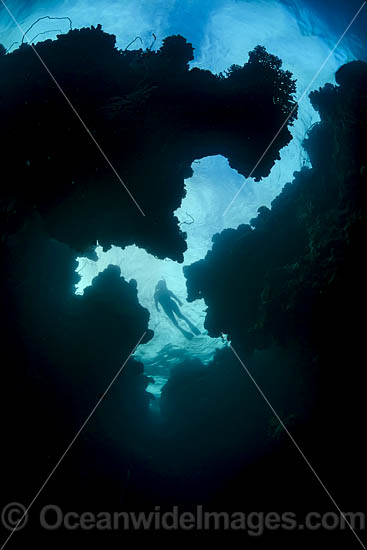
[{"xmin": 183, "ymin": 60, "xmax": 367, "ymax": 509}]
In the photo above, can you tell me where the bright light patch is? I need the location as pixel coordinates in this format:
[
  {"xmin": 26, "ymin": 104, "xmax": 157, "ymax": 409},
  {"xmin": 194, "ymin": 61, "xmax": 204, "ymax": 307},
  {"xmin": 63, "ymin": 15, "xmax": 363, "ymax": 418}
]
[{"xmin": 75, "ymin": 238, "xmax": 228, "ymax": 398}]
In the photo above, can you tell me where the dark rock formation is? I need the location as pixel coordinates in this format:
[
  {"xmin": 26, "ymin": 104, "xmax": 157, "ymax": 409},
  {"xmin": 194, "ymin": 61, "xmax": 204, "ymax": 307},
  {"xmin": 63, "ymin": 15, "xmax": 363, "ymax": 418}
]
[
  {"xmin": 184, "ymin": 60, "xmax": 367, "ymax": 514},
  {"xmin": 0, "ymin": 216, "xmax": 153, "ymax": 511},
  {"xmin": 0, "ymin": 27, "xmax": 297, "ymax": 261},
  {"xmin": 184, "ymin": 60, "xmax": 367, "ymax": 356}
]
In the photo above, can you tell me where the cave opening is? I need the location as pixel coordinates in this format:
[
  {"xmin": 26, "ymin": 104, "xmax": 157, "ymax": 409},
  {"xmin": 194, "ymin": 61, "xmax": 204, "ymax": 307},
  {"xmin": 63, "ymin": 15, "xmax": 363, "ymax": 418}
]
[{"xmin": 75, "ymin": 140, "xmax": 312, "ymax": 397}]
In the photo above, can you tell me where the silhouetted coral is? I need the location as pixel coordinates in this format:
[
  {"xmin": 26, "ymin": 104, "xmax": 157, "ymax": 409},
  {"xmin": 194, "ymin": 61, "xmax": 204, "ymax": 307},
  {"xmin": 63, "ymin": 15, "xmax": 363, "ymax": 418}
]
[
  {"xmin": 0, "ymin": 218, "xmax": 153, "ymax": 510},
  {"xmin": 183, "ymin": 61, "xmax": 367, "ymax": 515},
  {"xmin": 0, "ymin": 26, "xmax": 297, "ymax": 261},
  {"xmin": 185, "ymin": 60, "xmax": 367, "ymax": 355}
]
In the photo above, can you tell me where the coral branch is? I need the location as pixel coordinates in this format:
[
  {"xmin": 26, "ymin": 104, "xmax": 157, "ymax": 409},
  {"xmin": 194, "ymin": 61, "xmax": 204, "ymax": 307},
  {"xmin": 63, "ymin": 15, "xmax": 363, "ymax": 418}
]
[
  {"xmin": 149, "ymin": 33, "xmax": 157, "ymax": 51},
  {"xmin": 5, "ymin": 41, "xmax": 19, "ymax": 53},
  {"xmin": 30, "ymin": 30, "xmax": 62, "ymax": 44},
  {"xmin": 125, "ymin": 36, "xmax": 143, "ymax": 50},
  {"xmin": 21, "ymin": 16, "xmax": 73, "ymax": 45},
  {"xmin": 181, "ymin": 212, "xmax": 195, "ymax": 226}
]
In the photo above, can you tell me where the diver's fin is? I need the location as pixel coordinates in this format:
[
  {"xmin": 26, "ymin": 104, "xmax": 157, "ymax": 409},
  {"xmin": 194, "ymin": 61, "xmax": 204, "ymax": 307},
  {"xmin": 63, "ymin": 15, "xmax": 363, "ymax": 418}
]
[
  {"xmin": 185, "ymin": 320, "xmax": 201, "ymax": 335},
  {"xmin": 181, "ymin": 329, "xmax": 194, "ymax": 340}
]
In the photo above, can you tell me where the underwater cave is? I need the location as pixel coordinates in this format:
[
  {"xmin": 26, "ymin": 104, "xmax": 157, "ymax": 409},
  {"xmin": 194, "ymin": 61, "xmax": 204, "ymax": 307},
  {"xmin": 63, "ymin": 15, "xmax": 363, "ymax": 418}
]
[{"xmin": 0, "ymin": 0, "xmax": 366, "ymax": 547}]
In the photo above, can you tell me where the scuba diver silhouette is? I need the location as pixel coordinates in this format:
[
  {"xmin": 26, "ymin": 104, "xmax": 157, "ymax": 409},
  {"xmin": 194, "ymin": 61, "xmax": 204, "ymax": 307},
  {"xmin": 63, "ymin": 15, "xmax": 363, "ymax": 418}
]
[{"xmin": 154, "ymin": 280, "xmax": 200, "ymax": 340}]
